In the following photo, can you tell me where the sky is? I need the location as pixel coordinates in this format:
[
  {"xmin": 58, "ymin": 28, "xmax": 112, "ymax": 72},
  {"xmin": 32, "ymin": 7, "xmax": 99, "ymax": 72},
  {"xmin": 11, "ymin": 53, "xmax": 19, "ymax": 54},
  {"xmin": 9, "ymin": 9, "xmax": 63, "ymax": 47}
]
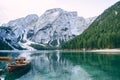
[{"xmin": 0, "ymin": 0, "xmax": 119, "ymax": 24}]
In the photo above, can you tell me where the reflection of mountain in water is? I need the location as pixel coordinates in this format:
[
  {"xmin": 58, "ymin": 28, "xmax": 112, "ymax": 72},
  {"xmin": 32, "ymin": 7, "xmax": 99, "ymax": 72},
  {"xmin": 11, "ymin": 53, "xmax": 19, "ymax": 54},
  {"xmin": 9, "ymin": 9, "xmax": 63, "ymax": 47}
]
[
  {"xmin": 1, "ymin": 51, "xmax": 120, "ymax": 80},
  {"xmin": 19, "ymin": 51, "xmax": 91, "ymax": 80}
]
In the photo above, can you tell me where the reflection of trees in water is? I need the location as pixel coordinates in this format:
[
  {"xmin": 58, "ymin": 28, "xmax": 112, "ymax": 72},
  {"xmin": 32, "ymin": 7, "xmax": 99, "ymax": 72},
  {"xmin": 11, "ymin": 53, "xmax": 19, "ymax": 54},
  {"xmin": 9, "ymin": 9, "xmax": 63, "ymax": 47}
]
[
  {"xmin": 2, "ymin": 51, "xmax": 120, "ymax": 80},
  {"xmin": 61, "ymin": 52, "xmax": 120, "ymax": 79}
]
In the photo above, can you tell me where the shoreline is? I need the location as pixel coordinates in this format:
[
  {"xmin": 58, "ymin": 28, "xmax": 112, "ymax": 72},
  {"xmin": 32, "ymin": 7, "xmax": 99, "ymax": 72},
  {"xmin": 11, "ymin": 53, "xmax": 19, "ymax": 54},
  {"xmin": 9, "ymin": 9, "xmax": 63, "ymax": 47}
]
[
  {"xmin": 0, "ymin": 49, "xmax": 120, "ymax": 53},
  {"xmin": 61, "ymin": 49, "xmax": 120, "ymax": 53},
  {"xmin": 88, "ymin": 49, "xmax": 120, "ymax": 52}
]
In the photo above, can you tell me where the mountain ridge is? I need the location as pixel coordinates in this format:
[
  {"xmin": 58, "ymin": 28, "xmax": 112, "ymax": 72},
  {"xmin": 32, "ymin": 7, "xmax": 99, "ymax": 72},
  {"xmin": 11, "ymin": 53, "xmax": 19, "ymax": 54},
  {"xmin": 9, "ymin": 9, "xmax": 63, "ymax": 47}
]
[
  {"xmin": 61, "ymin": 1, "xmax": 120, "ymax": 49},
  {"xmin": 0, "ymin": 8, "xmax": 96, "ymax": 50}
]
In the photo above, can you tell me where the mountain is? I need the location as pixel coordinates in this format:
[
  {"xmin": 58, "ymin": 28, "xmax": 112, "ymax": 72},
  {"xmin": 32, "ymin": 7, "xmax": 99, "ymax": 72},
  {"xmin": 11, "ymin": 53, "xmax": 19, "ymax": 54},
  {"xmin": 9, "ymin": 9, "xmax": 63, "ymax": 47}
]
[
  {"xmin": 3, "ymin": 14, "xmax": 39, "ymax": 41},
  {"xmin": 30, "ymin": 8, "xmax": 95, "ymax": 46},
  {"xmin": 2, "ymin": 14, "xmax": 39, "ymax": 50},
  {"xmin": 0, "ymin": 27, "xmax": 23, "ymax": 50},
  {"xmin": 61, "ymin": 1, "xmax": 120, "ymax": 49},
  {"xmin": 1, "ymin": 8, "xmax": 95, "ymax": 50}
]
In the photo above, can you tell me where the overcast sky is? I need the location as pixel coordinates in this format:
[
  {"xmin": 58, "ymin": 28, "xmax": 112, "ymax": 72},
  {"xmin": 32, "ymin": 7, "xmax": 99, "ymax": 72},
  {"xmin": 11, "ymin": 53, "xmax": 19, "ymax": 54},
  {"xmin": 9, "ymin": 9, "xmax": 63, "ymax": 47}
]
[{"xmin": 0, "ymin": 0, "xmax": 119, "ymax": 24}]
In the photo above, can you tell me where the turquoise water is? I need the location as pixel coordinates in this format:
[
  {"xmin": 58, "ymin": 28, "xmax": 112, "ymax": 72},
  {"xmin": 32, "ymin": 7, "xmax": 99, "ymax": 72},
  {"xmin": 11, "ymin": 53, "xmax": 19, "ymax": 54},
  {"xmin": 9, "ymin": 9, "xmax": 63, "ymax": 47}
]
[{"xmin": 0, "ymin": 50, "xmax": 120, "ymax": 80}]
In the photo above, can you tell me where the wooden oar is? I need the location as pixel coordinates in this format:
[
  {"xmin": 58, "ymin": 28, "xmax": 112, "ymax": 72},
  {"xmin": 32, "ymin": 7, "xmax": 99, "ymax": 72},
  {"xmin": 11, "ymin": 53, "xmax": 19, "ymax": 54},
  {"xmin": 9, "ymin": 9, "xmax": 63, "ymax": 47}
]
[{"xmin": 0, "ymin": 56, "xmax": 12, "ymax": 61}]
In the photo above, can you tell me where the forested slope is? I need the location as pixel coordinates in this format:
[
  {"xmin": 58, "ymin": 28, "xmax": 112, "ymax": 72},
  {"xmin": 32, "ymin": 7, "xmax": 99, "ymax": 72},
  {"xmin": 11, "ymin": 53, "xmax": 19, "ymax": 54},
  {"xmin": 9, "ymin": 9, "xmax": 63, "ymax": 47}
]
[{"xmin": 61, "ymin": 1, "xmax": 120, "ymax": 49}]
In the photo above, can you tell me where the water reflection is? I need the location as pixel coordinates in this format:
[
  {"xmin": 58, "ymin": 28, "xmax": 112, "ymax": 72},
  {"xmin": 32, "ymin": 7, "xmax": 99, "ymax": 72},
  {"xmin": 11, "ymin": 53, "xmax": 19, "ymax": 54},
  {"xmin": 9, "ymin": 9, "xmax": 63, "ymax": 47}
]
[
  {"xmin": 0, "ymin": 51, "xmax": 120, "ymax": 80},
  {"xmin": 61, "ymin": 52, "xmax": 120, "ymax": 80},
  {"xmin": 19, "ymin": 51, "xmax": 91, "ymax": 80}
]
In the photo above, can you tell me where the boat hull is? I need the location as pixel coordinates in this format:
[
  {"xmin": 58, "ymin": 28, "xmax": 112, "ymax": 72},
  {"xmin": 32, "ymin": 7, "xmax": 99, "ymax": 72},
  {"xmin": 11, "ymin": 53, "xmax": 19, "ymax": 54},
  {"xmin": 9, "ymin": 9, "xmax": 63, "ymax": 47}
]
[
  {"xmin": 7, "ymin": 62, "xmax": 31, "ymax": 73},
  {"xmin": 5, "ymin": 63, "xmax": 31, "ymax": 80}
]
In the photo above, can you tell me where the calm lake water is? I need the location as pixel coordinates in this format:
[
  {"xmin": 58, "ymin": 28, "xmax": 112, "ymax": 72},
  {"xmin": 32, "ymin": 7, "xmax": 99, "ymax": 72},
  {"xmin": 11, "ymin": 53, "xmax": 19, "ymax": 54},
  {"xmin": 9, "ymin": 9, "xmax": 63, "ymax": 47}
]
[{"xmin": 0, "ymin": 50, "xmax": 120, "ymax": 80}]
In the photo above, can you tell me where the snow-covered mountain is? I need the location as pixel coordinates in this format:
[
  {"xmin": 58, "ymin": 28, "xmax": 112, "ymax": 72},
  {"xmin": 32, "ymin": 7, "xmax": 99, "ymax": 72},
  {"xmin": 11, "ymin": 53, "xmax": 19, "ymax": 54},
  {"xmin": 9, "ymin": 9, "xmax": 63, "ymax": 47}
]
[
  {"xmin": 0, "ymin": 27, "xmax": 23, "ymax": 50},
  {"xmin": 3, "ymin": 14, "xmax": 39, "ymax": 40},
  {"xmin": 2, "ymin": 8, "xmax": 96, "ymax": 49},
  {"xmin": 31, "ymin": 8, "xmax": 95, "ymax": 46}
]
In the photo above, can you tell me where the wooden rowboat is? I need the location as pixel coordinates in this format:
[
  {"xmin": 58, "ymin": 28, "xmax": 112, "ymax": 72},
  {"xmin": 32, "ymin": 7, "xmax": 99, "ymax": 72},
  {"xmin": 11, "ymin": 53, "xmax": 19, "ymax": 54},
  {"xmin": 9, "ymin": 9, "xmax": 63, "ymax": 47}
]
[
  {"xmin": 6, "ymin": 57, "xmax": 31, "ymax": 73},
  {"xmin": 0, "ymin": 56, "xmax": 12, "ymax": 61}
]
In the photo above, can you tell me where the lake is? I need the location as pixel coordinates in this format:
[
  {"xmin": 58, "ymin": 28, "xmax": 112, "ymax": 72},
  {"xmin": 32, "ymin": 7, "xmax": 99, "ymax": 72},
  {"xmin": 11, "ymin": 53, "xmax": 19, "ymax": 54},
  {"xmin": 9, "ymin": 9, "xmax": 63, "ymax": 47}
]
[{"xmin": 0, "ymin": 50, "xmax": 120, "ymax": 80}]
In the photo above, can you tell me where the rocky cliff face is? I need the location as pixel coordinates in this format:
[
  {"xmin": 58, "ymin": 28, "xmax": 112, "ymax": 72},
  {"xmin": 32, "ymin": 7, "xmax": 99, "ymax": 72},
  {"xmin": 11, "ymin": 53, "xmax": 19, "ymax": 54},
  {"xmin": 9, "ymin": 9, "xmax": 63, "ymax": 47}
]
[
  {"xmin": 0, "ymin": 27, "xmax": 22, "ymax": 50},
  {"xmin": 2, "ymin": 8, "xmax": 95, "ymax": 49},
  {"xmin": 31, "ymin": 8, "xmax": 95, "ymax": 46},
  {"xmin": 3, "ymin": 14, "xmax": 39, "ymax": 41}
]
